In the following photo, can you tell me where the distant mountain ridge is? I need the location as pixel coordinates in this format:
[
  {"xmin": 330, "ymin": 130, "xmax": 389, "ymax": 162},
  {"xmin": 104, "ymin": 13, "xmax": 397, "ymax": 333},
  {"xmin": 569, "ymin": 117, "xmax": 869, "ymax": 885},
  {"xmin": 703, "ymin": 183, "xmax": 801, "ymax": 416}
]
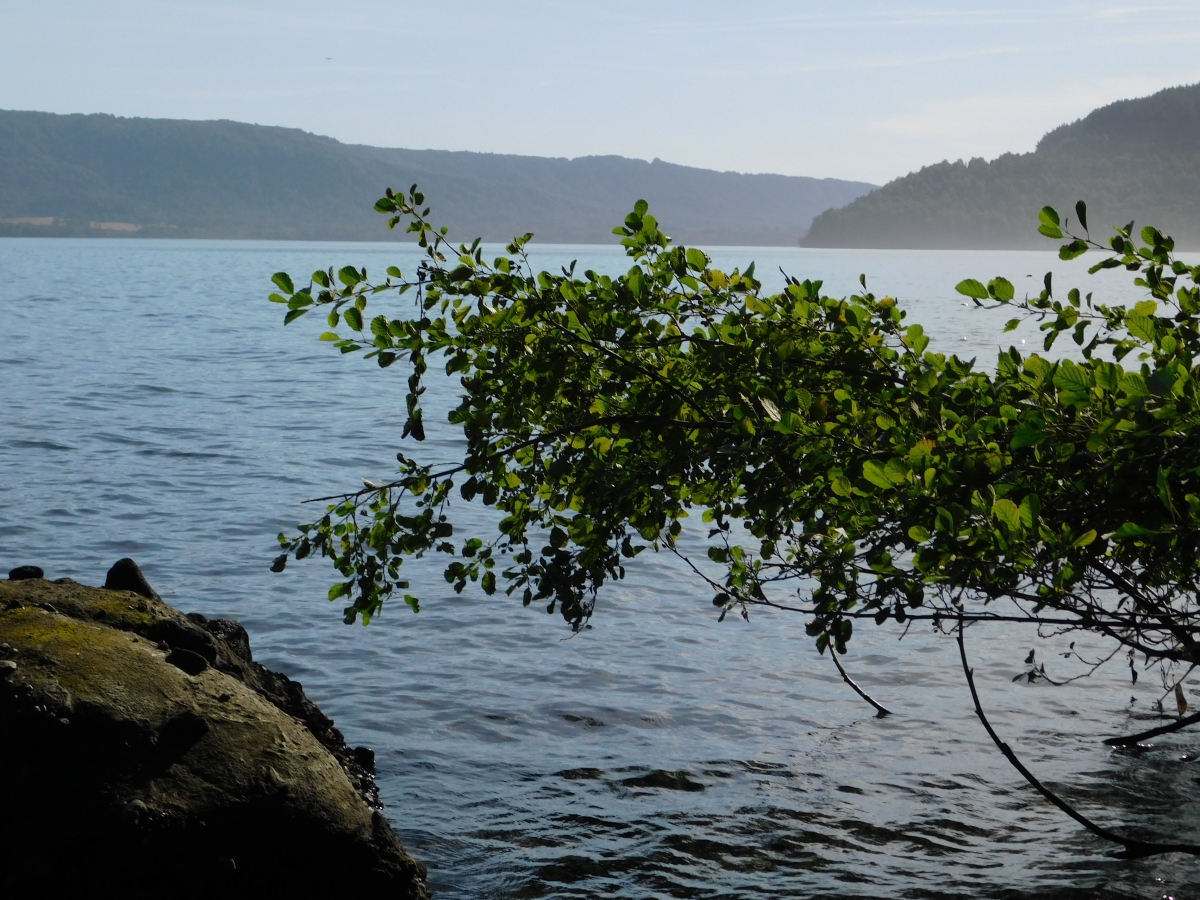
[
  {"xmin": 0, "ymin": 110, "xmax": 874, "ymax": 245},
  {"xmin": 803, "ymin": 83, "xmax": 1200, "ymax": 250}
]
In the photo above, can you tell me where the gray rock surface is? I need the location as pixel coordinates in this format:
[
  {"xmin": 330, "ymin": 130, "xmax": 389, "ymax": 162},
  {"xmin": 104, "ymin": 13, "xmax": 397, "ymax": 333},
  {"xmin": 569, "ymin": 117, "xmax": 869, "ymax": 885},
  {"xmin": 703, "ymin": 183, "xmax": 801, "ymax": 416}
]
[{"xmin": 0, "ymin": 569, "xmax": 430, "ymax": 899}]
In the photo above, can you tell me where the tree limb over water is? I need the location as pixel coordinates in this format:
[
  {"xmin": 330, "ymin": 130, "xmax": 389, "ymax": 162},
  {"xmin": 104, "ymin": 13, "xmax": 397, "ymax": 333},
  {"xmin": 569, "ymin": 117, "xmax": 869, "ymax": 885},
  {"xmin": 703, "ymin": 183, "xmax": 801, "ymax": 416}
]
[
  {"xmin": 270, "ymin": 187, "xmax": 1200, "ymax": 853},
  {"xmin": 958, "ymin": 617, "xmax": 1200, "ymax": 860}
]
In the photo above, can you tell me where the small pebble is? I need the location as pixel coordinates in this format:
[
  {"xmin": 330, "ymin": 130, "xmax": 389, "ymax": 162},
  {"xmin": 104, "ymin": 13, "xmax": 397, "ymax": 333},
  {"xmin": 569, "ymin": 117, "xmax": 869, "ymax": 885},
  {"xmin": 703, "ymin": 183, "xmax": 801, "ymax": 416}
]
[
  {"xmin": 38, "ymin": 602, "xmax": 57, "ymax": 614},
  {"xmin": 0, "ymin": 660, "xmax": 17, "ymax": 677}
]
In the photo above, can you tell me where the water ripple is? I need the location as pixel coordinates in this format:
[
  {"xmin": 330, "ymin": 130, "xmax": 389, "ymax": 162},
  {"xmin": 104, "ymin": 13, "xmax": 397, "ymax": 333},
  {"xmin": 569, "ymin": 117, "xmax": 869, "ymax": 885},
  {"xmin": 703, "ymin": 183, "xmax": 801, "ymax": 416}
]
[{"xmin": 2, "ymin": 237, "xmax": 1199, "ymax": 898}]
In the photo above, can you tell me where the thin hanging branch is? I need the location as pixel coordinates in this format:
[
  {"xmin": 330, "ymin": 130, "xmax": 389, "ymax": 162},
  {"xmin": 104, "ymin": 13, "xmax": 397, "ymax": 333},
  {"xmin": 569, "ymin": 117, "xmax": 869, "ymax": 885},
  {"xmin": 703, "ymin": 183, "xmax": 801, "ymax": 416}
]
[
  {"xmin": 956, "ymin": 618, "xmax": 1200, "ymax": 860},
  {"xmin": 830, "ymin": 647, "xmax": 892, "ymax": 717},
  {"xmin": 1104, "ymin": 710, "xmax": 1200, "ymax": 747}
]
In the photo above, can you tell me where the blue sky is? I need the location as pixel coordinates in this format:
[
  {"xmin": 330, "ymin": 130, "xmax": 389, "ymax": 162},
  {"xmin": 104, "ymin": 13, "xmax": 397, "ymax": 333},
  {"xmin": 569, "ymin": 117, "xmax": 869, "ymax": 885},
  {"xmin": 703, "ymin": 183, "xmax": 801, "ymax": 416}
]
[{"xmin": 4, "ymin": 1, "xmax": 1199, "ymax": 184}]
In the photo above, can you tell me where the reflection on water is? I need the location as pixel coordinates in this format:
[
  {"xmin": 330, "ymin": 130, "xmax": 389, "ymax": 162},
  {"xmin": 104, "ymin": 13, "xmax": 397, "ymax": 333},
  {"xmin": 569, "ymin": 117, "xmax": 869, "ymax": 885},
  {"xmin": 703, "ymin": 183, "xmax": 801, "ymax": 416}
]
[{"xmin": 2, "ymin": 237, "xmax": 1199, "ymax": 898}]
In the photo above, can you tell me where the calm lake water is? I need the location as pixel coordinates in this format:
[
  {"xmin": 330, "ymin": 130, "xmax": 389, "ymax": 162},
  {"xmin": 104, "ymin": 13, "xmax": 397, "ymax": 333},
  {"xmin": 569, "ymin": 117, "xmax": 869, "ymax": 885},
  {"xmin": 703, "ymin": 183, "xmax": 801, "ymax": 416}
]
[{"xmin": 2, "ymin": 236, "xmax": 1199, "ymax": 899}]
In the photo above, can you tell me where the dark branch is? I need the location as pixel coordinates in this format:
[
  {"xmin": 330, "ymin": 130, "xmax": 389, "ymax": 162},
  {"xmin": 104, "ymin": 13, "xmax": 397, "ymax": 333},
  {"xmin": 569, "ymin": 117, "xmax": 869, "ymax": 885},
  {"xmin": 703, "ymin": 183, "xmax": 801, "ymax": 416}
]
[
  {"xmin": 830, "ymin": 647, "xmax": 892, "ymax": 717},
  {"xmin": 1104, "ymin": 710, "xmax": 1200, "ymax": 747},
  {"xmin": 301, "ymin": 414, "xmax": 724, "ymax": 504},
  {"xmin": 957, "ymin": 617, "xmax": 1200, "ymax": 860}
]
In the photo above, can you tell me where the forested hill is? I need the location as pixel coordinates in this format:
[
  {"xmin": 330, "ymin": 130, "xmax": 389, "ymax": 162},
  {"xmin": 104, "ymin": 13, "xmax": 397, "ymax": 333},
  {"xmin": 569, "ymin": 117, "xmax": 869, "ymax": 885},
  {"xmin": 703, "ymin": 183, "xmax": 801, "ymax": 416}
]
[
  {"xmin": 803, "ymin": 83, "xmax": 1200, "ymax": 250},
  {"xmin": 0, "ymin": 110, "xmax": 873, "ymax": 245}
]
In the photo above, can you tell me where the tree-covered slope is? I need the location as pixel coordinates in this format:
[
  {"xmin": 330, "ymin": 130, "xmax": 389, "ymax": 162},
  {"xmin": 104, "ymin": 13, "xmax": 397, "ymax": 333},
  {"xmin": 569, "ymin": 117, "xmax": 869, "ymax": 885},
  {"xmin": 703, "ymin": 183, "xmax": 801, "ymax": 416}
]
[
  {"xmin": 0, "ymin": 110, "xmax": 873, "ymax": 244},
  {"xmin": 803, "ymin": 83, "xmax": 1200, "ymax": 250}
]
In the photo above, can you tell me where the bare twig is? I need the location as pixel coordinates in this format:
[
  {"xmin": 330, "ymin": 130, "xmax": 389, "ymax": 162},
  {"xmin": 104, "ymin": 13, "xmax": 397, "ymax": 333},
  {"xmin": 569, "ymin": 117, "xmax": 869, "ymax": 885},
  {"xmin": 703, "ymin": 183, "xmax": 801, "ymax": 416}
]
[
  {"xmin": 956, "ymin": 616, "xmax": 1200, "ymax": 860},
  {"xmin": 829, "ymin": 647, "xmax": 892, "ymax": 717}
]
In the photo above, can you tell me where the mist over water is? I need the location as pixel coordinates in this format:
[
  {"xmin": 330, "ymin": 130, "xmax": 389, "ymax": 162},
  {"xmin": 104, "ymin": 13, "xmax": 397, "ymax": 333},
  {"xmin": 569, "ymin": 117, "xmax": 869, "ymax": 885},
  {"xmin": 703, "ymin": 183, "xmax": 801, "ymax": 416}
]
[{"xmin": 2, "ymin": 237, "xmax": 1199, "ymax": 898}]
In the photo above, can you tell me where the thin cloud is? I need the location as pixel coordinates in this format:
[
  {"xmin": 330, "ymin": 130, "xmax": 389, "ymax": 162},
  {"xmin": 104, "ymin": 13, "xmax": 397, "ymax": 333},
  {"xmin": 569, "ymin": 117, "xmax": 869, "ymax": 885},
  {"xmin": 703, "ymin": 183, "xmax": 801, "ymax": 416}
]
[{"xmin": 776, "ymin": 45, "xmax": 1020, "ymax": 76}]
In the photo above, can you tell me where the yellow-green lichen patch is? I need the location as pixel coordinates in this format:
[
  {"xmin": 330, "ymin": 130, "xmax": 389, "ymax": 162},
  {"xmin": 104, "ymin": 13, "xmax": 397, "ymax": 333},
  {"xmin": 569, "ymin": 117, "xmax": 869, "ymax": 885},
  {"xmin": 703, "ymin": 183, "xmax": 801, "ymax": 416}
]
[
  {"xmin": 0, "ymin": 579, "xmax": 166, "ymax": 632},
  {"xmin": 0, "ymin": 606, "xmax": 192, "ymax": 721}
]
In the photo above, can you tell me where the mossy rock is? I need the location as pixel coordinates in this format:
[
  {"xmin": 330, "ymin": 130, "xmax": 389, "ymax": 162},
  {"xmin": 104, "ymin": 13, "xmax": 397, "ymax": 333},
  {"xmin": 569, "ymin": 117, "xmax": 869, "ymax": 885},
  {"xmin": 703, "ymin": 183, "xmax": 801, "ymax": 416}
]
[{"xmin": 0, "ymin": 575, "xmax": 429, "ymax": 898}]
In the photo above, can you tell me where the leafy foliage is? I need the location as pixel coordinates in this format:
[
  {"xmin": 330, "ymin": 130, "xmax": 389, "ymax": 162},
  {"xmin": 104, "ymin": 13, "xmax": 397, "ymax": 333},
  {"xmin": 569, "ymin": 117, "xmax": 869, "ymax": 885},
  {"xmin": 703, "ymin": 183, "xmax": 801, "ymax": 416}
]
[{"xmin": 270, "ymin": 188, "xmax": 1200, "ymax": 689}]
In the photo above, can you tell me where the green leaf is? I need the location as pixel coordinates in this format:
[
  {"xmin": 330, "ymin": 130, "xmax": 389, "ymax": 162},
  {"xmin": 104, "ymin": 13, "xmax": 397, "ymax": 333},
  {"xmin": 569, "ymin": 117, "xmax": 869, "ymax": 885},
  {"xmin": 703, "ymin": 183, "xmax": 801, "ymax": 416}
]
[
  {"xmin": 905, "ymin": 323, "xmax": 929, "ymax": 355},
  {"xmin": 988, "ymin": 277, "xmax": 1015, "ymax": 301},
  {"xmin": 1018, "ymin": 494, "xmax": 1041, "ymax": 528},
  {"xmin": 338, "ymin": 266, "xmax": 361, "ymax": 287},
  {"xmin": 272, "ymin": 272, "xmax": 294, "ymax": 294},
  {"xmin": 1119, "ymin": 372, "xmax": 1149, "ymax": 397},
  {"xmin": 908, "ymin": 525, "xmax": 931, "ymax": 542},
  {"xmin": 1113, "ymin": 522, "xmax": 1154, "ymax": 539},
  {"xmin": 1012, "ymin": 421, "xmax": 1046, "ymax": 449},
  {"xmin": 955, "ymin": 279, "xmax": 989, "ymax": 300},
  {"xmin": 1052, "ymin": 360, "xmax": 1090, "ymax": 394},
  {"xmin": 831, "ymin": 472, "xmax": 853, "ymax": 497},
  {"xmin": 1038, "ymin": 207, "xmax": 1063, "ymax": 239},
  {"xmin": 685, "ymin": 248, "xmax": 707, "ymax": 271},
  {"xmin": 1059, "ymin": 240, "xmax": 1088, "ymax": 261},
  {"xmin": 1126, "ymin": 314, "xmax": 1156, "ymax": 342},
  {"xmin": 344, "ymin": 307, "xmax": 364, "ymax": 331},
  {"xmin": 992, "ymin": 498, "xmax": 1021, "ymax": 531},
  {"xmin": 1071, "ymin": 529, "xmax": 1097, "ymax": 548},
  {"xmin": 863, "ymin": 460, "xmax": 893, "ymax": 490}
]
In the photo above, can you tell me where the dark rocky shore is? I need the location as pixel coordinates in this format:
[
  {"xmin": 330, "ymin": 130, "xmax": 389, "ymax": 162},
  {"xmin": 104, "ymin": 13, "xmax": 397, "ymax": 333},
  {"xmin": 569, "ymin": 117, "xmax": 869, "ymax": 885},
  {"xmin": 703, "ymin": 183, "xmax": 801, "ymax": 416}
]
[{"xmin": 0, "ymin": 560, "xmax": 430, "ymax": 898}]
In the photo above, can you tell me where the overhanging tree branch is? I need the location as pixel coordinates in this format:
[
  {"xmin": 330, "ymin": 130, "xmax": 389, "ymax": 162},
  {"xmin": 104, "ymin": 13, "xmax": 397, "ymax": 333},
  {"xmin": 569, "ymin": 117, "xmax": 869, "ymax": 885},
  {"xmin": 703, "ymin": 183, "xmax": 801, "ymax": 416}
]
[{"xmin": 957, "ymin": 617, "xmax": 1200, "ymax": 860}]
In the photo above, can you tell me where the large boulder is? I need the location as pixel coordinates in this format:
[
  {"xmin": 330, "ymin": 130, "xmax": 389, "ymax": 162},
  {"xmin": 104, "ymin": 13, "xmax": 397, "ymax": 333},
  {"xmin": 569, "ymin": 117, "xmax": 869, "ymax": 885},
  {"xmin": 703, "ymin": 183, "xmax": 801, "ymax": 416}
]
[{"xmin": 0, "ymin": 567, "xmax": 430, "ymax": 898}]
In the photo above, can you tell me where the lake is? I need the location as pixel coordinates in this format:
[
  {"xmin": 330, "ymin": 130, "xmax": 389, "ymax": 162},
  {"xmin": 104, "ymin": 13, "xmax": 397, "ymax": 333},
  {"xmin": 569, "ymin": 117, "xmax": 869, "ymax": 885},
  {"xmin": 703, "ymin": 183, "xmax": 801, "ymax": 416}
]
[{"xmin": 2, "ymin": 236, "xmax": 1197, "ymax": 899}]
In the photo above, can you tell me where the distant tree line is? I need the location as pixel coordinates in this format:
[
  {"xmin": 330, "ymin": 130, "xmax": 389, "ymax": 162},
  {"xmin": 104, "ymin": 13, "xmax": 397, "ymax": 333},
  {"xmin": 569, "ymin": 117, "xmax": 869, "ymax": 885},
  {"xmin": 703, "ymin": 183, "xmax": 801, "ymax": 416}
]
[
  {"xmin": 0, "ymin": 110, "xmax": 872, "ymax": 245},
  {"xmin": 804, "ymin": 83, "xmax": 1200, "ymax": 250}
]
